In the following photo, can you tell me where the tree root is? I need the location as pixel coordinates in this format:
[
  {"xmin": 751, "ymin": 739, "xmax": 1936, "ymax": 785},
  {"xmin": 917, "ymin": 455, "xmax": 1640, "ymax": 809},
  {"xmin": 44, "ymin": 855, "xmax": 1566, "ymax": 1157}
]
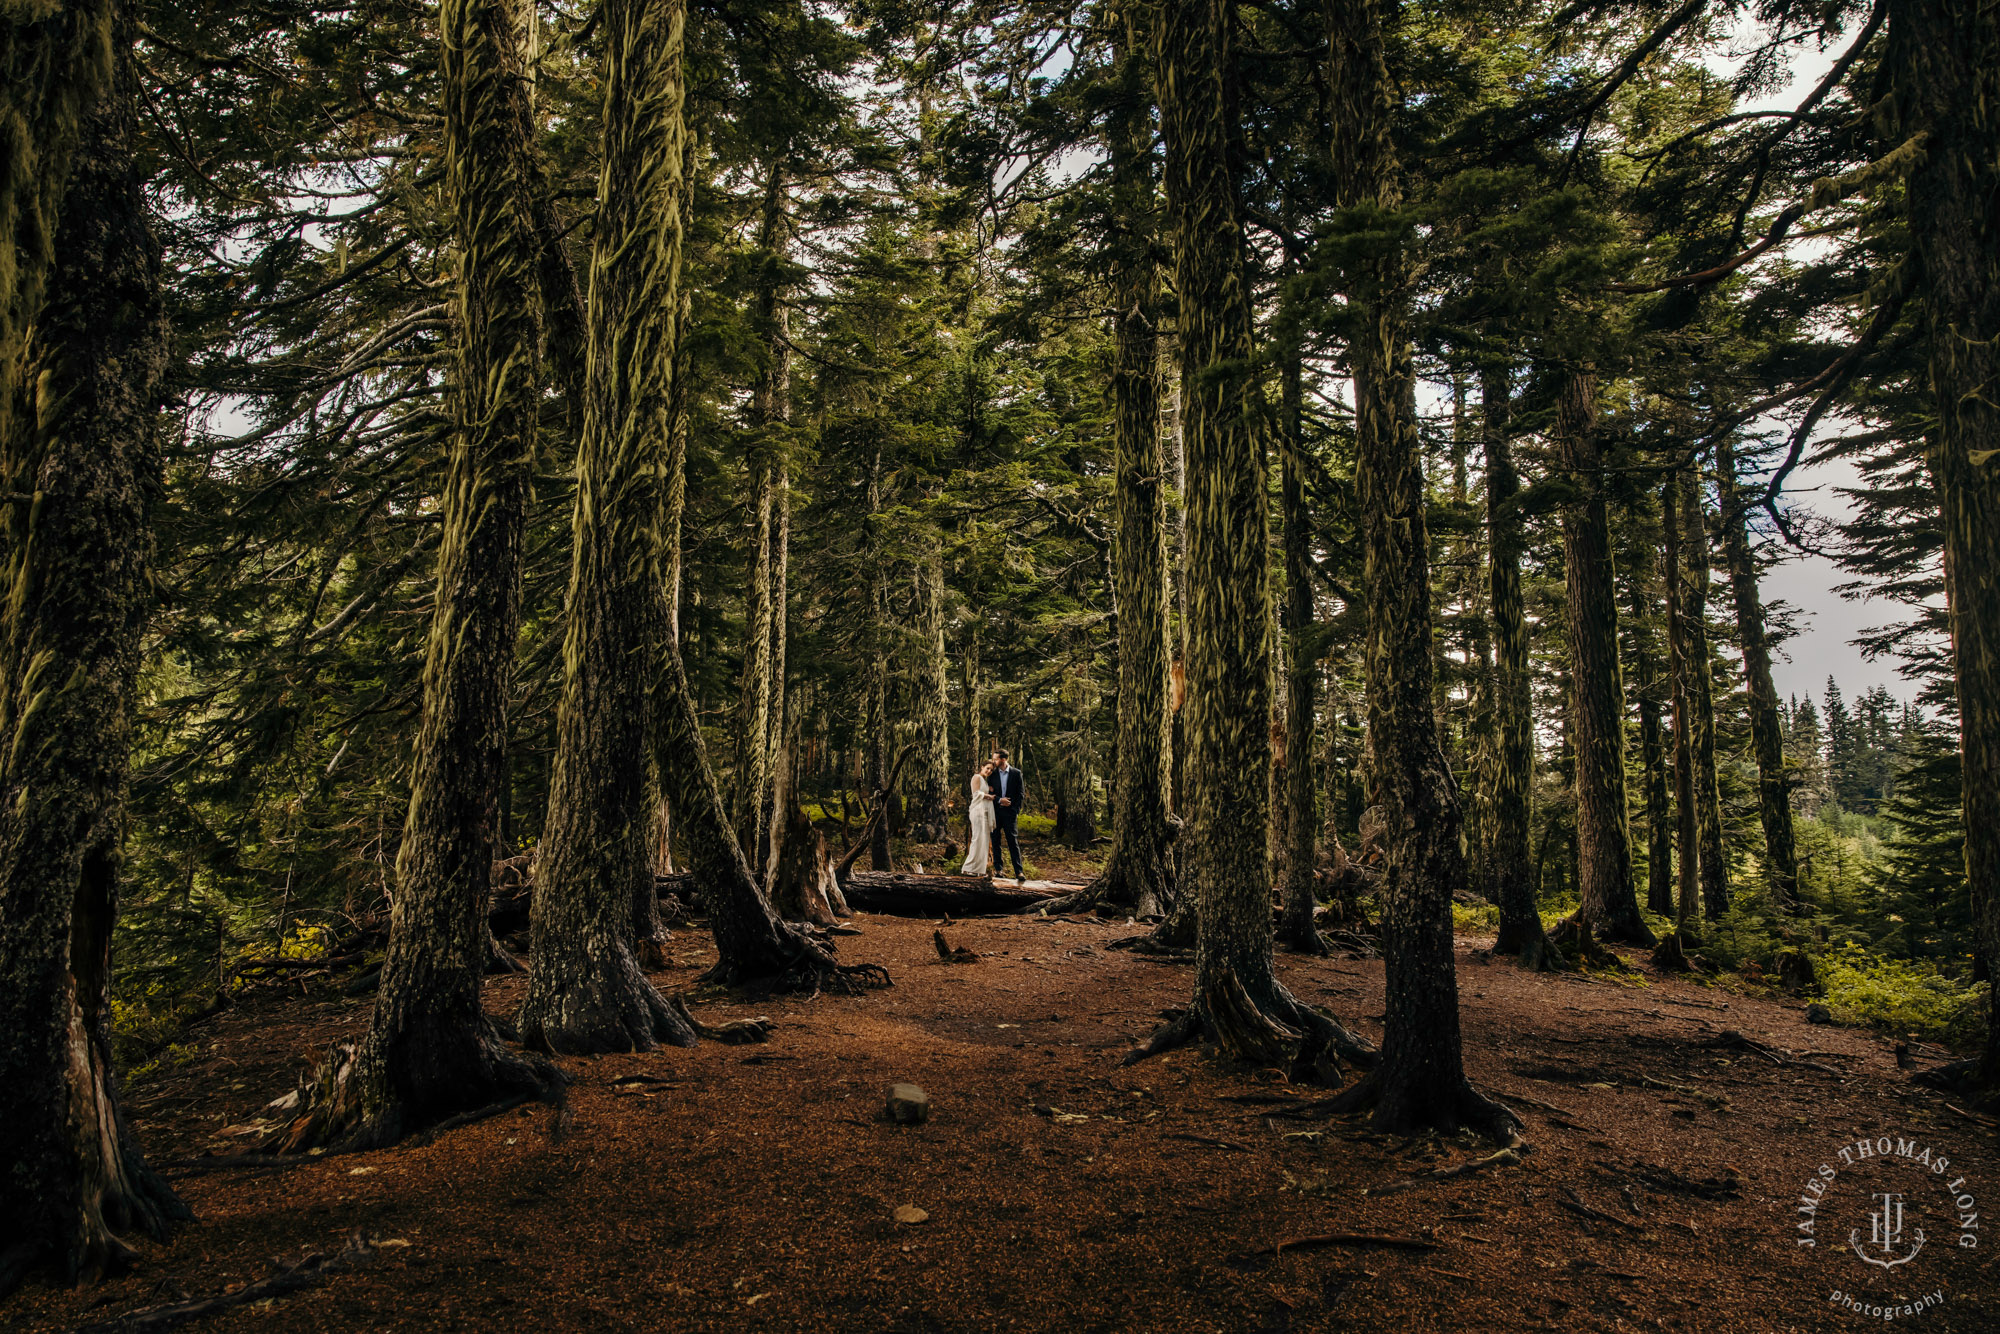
[
  {"xmin": 1321, "ymin": 1068, "xmax": 1523, "ymax": 1144},
  {"xmin": 1548, "ymin": 916, "xmax": 1632, "ymax": 971},
  {"xmin": 74, "ymin": 1229, "xmax": 378, "ymax": 1334},
  {"xmin": 666, "ymin": 995, "xmax": 775, "ymax": 1044},
  {"xmin": 1120, "ymin": 967, "xmax": 1374, "ymax": 1087},
  {"xmin": 697, "ymin": 923, "xmax": 892, "ymax": 997},
  {"xmin": 1511, "ymin": 933, "xmax": 1564, "ymax": 974},
  {"xmin": 1277, "ymin": 916, "xmax": 1332, "ymax": 957},
  {"xmin": 1108, "ymin": 900, "xmax": 1196, "ymax": 955},
  {"xmin": 269, "ymin": 1022, "xmax": 568, "ymax": 1153}
]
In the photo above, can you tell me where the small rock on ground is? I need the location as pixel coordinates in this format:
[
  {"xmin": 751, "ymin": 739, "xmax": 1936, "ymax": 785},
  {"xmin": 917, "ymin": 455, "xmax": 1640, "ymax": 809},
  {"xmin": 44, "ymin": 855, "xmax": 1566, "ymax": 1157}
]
[{"xmin": 886, "ymin": 1082, "xmax": 932, "ymax": 1124}]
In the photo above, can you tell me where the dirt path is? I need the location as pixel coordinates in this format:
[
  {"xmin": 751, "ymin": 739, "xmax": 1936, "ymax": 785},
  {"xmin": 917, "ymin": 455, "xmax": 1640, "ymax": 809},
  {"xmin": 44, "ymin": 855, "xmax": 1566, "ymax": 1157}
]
[{"xmin": 11, "ymin": 915, "xmax": 1997, "ymax": 1333}]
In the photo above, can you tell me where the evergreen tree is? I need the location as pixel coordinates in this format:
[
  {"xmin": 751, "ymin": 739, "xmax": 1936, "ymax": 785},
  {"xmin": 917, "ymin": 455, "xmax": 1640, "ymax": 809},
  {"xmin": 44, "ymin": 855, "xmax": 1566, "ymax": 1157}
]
[{"xmin": 1873, "ymin": 719, "xmax": 1972, "ymax": 966}]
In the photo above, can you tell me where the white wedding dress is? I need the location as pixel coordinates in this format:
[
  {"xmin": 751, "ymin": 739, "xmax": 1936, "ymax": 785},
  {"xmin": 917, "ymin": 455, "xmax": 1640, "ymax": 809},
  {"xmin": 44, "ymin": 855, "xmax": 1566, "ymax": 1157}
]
[{"xmin": 962, "ymin": 774, "xmax": 996, "ymax": 875}]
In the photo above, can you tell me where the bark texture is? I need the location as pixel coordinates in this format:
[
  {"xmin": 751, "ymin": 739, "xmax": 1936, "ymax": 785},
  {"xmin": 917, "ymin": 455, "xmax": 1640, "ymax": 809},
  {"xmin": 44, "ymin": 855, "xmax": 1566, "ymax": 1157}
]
[
  {"xmin": 1125, "ymin": 0, "xmax": 1364, "ymax": 1074},
  {"xmin": 1278, "ymin": 351, "xmax": 1325, "ymax": 955},
  {"xmin": 1317, "ymin": 0, "xmax": 1510, "ymax": 1135},
  {"xmin": 1716, "ymin": 436, "xmax": 1799, "ymax": 911},
  {"xmin": 912, "ymin": 537, "xmax": 951, "ymax": 844},
  {"xmin": 1554, "ymin": 370, "xmax": 1651, "ymax": 945},
  {"xmin": 518, "ymin": 0, "xmax": 699, "ymax": 1053},
  {"xmin": 0, "ymin": 32, "xmax": 190, "ymax": 1289},
  {"xmin": 1479, "ymin": 368, "xmax": 1546, "ymax": 962},
  {"xmin": 1663, "ymin": 473, "xmax": 1701, "ymax": 946},
  {"xmin": 1890, "ymin": 0, "xmax": 2000, "ymax": 1090},
  {"xmin": 1065, "ymin": 11, "xmax": 1175, "ymax": 919},
  {"xmin": 291, "ymin": 0, "xmax": 564, "ymax": 1141},
  {"xmin": 1678, "ymin": 470, "xmax": 1729, "ymax": 920},
  {"xmin": 1628, "ymin": 571, "xmax": 1677, "ymax": 918}
]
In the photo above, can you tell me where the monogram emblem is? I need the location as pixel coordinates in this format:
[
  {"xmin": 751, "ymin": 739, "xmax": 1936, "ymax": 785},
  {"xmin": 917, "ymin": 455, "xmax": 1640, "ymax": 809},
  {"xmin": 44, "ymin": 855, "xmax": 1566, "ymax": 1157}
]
[{"xmin": 1850, "ymin": 1192, "xmax": 1926, "ymax": 1270}]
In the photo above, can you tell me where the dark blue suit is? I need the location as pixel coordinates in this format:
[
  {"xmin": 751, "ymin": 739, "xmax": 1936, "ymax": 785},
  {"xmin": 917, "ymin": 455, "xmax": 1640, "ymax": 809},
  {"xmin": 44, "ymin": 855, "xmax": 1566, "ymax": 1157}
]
[{"xmin": 990, "ymin": 764, "xmax": 1024, "ymax": 878}]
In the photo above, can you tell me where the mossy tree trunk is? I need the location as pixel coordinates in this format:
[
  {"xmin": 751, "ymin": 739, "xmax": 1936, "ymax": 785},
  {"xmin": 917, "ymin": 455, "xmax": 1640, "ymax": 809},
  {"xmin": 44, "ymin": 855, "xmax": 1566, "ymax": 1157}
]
[
  {"xmin": 733, "ymin": 459, "xmax": 775, "ymax": 859},
  {"xmin": 732, "ymin": 164, "xmax": 791, "ymax": 869},
  {"xmin": 518, "ymin": 0, "xmax": 700, "ymax": 1052},
  {"xmin": 1891, "ymin": 0, "xmax": 2000, "ymax": 1091},
  {"xmin": 1480, "ymin": 367, "xmax": 1547, "ymax": 962},
  {"xmin": 1125, "ymin": 0, "xmax": 1366, "ymax": 1072},
  {"xmin": 1554, "ymin": 370, "xmax": 1651, "ymax": 945},
  {"xmin": 0, "ymin": 24, "xmax": 191, "ymax": 1291},
  {"xmin": 1065, "ymin": 7, "xmax": 1174, "ymax": 918},
  {"xmin": 1316, "ymin": 0, "xmax": 1509, "ymax": 1136},
  {"xmin": 864, "ymin": 453, "xmax": 892, "ymax": 871},
  {"xmin": 1716, "ymin": 437, "xmax": 1799, "ymax": 912},
  {"xmin": 292, "ymin": 0, "xmax": 564, "ymax": 1138}
]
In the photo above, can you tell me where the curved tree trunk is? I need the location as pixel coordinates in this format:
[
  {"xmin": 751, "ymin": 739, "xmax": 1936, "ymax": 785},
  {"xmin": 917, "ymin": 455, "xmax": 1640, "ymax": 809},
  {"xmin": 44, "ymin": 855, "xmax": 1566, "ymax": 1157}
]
[
  {"xmin": 1480, "ymin": 367, "xmax": 1547, "ymax": 963},
  {"xmin": 1890, "ymin": 0, "xmax": 2000, "ymax": 1092},
  {"xmin": 0, "ymin": 28, "xmax": 190, "ymax": 1290},
  {"xmin": 291, "ymin": 0, "xmax": 564, "ymax": 1142},
  {"xmin": 518, "ymin": 0, "xmax": 699, "ymax": 1053},
  {"xmin": 1554, "ymin": 370, "xmax": 1651, "ymax": 945},
  {"xmin": 1716, "ymin": 437, "xmax": 1799, "ymax": 912}
]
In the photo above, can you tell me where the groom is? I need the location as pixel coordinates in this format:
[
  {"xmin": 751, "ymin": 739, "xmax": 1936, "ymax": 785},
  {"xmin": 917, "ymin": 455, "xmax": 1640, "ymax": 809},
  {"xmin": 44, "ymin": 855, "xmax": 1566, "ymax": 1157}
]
[{"xmin": 989, "ymin": 749, "xmax": 1025, "ymax": 882}]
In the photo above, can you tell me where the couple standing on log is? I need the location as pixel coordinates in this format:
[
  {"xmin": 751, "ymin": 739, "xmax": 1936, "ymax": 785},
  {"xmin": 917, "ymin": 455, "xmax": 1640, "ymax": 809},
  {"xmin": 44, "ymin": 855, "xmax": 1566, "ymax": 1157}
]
[{"xmin": 962, "ymin": 750, "xmax": 1025, "ymax": 882}]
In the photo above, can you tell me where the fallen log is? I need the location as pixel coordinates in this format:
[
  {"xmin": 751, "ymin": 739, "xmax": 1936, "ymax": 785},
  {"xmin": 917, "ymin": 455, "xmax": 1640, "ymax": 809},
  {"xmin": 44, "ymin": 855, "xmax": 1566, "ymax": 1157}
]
[{"xmin": 839, "ymin": 871, "xmax": 1063, "ymax": 918}]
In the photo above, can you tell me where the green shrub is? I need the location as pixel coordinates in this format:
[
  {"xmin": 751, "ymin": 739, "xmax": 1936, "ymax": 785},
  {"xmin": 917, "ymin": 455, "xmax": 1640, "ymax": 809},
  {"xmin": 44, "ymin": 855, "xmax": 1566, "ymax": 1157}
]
[
  {"xmin": 1451, "ymin": 901, "xmax": 1499, "ymax": 934},
  {"xmin": 1818, "ymin": 944, "xmax": 1990, "ymax": 1051}
]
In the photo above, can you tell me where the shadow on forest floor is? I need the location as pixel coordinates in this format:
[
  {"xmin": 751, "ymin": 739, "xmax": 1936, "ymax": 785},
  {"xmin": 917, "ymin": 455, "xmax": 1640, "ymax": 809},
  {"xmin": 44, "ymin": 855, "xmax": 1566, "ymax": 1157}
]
[{"xmin": 9, "ymin": 912, "xmax": 1997, "ymax": 1333}]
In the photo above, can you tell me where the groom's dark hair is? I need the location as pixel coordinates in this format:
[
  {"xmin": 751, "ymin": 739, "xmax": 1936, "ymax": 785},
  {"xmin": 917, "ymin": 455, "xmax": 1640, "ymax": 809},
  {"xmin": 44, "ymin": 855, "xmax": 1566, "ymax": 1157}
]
[{"xmin": 994, "ymin": 748, "xmax": 1010, "ymax": 761}]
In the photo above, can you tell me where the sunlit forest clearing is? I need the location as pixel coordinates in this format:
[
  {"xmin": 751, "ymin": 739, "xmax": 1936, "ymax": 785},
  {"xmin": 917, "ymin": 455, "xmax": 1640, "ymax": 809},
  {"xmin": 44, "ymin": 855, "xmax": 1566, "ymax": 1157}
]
[{"xmin": 1, "ymin": 0, "xmax": 1997, "ymax": 1329}]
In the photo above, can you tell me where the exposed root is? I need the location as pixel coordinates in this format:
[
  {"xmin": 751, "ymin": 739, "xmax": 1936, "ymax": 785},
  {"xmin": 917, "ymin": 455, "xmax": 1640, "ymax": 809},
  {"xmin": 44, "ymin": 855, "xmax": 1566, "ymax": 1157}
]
[
  {"xmin": 1109, "ymin": 900, "xmax": 1196, "ymax": 955},
  {"xmin": 485, "ymin": 930, "xmax": 527, "ymax": 975},
  {"xmin": 1280, "ymin": 924, "xmax": 1328, "ymax": 956},
  {"xmin": 698, "ymin": 924, "xmax": 893, "ymax": 997},
  {"xmin": 1650, "ymin": 930, "xmax": 1696, "ymax": 972},
  {"xmin": 1323, "ymin": 927, "xmax": 1380, "ymax": 958},
  {"xmin": 1323, "ymin": 1069, "xmax": 1524, "ymax": 1145},
  {"xmin": 1912, "ymin": 1058, "xmax": 1987, "ymax": 1099},
  {"xmin": 74, "ymin": 1229, "xmax": 378, "ymax": 1334},
  {"xmin": 1119, "ymin": 968, "xmax": 1373, "ymax": 1087},
  {"xmin": 270, "ymin": 1022, "xmax": 568, "ymax": 1153},
  {"xmin": 1512, "ymin": 933, "xmax": 1564, "ymax": 974},
  {"xmin": 666, "ymin": 995, "xmax": 775, "ymax": 1044},
  {"xmin": 1549, "ymin": 916, "xmax": 1630, "ymax": 971},
  {"xmin": 933, "ymin": 930, "xmax": 981, "ymax": 964},
  {"xmin": 1120, "ymin": 1008, "xmax": 1200, "ymax": 1066}
]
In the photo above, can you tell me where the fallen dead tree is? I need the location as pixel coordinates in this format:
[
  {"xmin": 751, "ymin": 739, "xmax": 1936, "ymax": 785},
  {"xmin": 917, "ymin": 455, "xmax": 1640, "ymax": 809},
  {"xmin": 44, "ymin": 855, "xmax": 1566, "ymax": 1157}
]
[{"xmin": 839, "ymin": 872, "xmax": 1064, "ymax": 917}]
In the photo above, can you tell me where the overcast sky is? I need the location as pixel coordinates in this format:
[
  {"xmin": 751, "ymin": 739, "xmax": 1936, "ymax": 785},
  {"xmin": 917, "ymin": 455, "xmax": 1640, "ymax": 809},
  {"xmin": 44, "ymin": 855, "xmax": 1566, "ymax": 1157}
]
[{"xmin": 1703, "ymin": 22, "xmax": 1922, "ymax": 709}]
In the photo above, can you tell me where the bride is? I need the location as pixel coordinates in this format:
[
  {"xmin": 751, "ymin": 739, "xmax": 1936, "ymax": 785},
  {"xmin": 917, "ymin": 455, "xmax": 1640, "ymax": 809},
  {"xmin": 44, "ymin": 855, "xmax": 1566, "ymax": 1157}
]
[{"xmin": 962, "ymin": 761, "xmax": 998, "ymax": 876}]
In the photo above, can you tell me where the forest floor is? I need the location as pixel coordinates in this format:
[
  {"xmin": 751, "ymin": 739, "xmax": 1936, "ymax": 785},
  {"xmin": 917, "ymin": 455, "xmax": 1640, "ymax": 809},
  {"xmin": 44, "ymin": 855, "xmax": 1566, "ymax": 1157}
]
[{"xmin": 11, "ymin": 876, "xmax": 2000, "ymax": 1332}]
